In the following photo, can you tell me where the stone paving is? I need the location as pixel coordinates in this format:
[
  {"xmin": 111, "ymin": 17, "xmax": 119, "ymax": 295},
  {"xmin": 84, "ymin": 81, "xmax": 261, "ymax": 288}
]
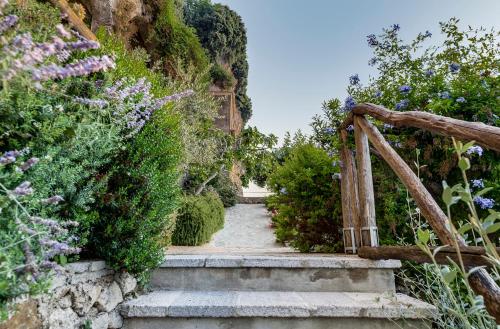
[{"xmin": 208, "ymin": 204, "xmax": 285, "ymax": 250}]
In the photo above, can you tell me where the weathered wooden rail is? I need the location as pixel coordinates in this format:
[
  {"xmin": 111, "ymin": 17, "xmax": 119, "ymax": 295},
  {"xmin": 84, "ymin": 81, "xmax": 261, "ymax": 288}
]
[{"xmin": 339, "ymin": 103, "xmax": 500, "ymax": 321}]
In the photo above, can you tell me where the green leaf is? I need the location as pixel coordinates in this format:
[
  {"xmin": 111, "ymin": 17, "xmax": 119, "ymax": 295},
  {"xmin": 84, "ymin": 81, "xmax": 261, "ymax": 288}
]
[
  {"xmin": 458, "ymin": 157, "xmax": 470, "ymax": 171},
  {"xmin": 475, "ymin": 187, "xmax": 493, "ymax": 198},
  {"xmin": 462, "ymin": 141, "xmax": 476, "ymax": 154},
  {"xmin": 417, "ymin": 228, "xmax": 430, "ymax": 245},
  {"xmin": 485, "ymin": 222, "xmax": 500, "ymax": 234},
  {"xmin": 442, "ymin": 181, "xmax": 453, "ymax": 205},
  {"xmin": 442, "ymin": 267, "xmax": 457, "ymax": 284},
  {"xmin": 458, "ymin": 190, "xmax": 473, "ymax": 203},
  {"xmin": 458, "ymin": 223, "xmax": 472, "ymax": 235},
  {"xmin": 59, "ymin": 255, "xmax": 68, "ymax": 266}
]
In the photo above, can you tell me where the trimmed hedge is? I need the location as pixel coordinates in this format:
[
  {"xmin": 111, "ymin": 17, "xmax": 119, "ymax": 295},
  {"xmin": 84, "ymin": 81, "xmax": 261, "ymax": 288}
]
[{"xmin": 172, "ymin": 192, "xmax": 225, "ymax": 246}]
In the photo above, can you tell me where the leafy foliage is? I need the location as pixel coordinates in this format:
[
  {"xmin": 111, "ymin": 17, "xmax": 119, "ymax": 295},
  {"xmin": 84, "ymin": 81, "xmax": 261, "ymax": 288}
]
[
  {"xmin": 184, "ymin": 0, "xmax": 252, "ymax": 121},
  {"xmin": 267, "ymin": 144, "xmax": 343, "ymax": 252},
  {"xmin": 209, "ymin": 171, "xmax": 238, "ymax": 207},
  {"xmin": 399, "ymin": 141, "xmax": 498, "ymax": 328},
  {"xmin": 154, "ymin": 0, "xmax": 209, "ymax": 75},
  {"xmin": 172, "ymin": 191, "xmax": 224, "ymax": 246},
  {"xmin": 236, "ymin": 126, "xmax": 278, "ymax": 187},
  {"xmin": 312, "ymin": 19, "xmax": 499, "ymax": 244}
]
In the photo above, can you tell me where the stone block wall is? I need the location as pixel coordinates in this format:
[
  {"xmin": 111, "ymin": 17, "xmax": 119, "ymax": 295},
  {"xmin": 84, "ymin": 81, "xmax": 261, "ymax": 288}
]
[{"xmin": 1, "ymin": 260, "xmax": 138, "ymax": 329}]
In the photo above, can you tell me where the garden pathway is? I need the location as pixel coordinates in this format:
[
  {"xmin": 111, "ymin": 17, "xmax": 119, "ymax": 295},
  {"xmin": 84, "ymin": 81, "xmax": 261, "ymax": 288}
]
[
  {"xmin": 168, "ymin": 203, "xmax": 293, "ymax": 253},
  {"xmin": 209, "ymin": 204, "xmax": 283, "ymax": 249}
]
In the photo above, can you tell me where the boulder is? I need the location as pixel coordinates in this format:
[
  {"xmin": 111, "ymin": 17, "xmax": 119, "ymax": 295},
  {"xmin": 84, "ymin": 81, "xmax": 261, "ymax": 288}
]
[
  {"xmin": 47, "ymin": 307, "xmax": 80, "ymax": 329},
  {"xmin": 96, "ymin": 282, "xmax": 123, "ymax": 312},
  {"xmin": 115, "ymin": 272, "xmax": 137, "ymax": 296},
  {"xmin": 71, "ymin": 283, "xmax": 102, "ymax": 316}
]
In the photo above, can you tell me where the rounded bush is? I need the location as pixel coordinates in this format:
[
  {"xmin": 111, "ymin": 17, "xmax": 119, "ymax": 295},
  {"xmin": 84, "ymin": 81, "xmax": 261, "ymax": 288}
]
[{"xmin": 172, "ymin": 192, "xmax": 225, "ymax": 246}]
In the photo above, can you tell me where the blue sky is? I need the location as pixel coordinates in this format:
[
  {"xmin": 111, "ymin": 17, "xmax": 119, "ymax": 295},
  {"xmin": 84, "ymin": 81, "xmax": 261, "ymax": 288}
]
[{"xmin": 215, "ymin": 0, "xmax": 500, "ymax": 141}]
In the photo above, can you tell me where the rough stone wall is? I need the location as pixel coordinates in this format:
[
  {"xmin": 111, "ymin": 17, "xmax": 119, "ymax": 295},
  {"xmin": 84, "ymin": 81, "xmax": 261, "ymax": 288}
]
[{"xmin": 2, "ymin": 260, "xmax": 138, "ymax": 329}]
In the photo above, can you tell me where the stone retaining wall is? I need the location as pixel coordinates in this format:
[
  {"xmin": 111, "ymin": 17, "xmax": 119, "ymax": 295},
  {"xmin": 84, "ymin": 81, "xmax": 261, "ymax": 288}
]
[{"xmin": 2, "ymin": 260, "xmax": 137, "ymax": 329}]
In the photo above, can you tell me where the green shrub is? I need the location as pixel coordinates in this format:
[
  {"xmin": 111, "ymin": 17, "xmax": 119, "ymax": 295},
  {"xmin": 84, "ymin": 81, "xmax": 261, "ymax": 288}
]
[
  {"xmin": 154, "ymin": 0, "xmax": 209, "ymax": 74},
  {"xmin": 267, "ymin": 144, "xmax": 343, "ymax": 252},
  {"xmin": 84, "ymin": 35, "xmax": 184, "ymax": 279},
  {"xmin": 172, "ymin": 192, "xmax": 224, "ymax": 245},
  {"xmin": 210, "ymin": 171, "xmax": 238, "ymax": 207},
  {"xmin": 184, "ymin": 0, "xmax": 252, "ymax": 121},
  {"xmin": 311, "ymin": 20, "xmax": 500, "ymax": 245},
  {"xmin": 210, "ymin": 63, "xmax": 236, "ymax": 89}
]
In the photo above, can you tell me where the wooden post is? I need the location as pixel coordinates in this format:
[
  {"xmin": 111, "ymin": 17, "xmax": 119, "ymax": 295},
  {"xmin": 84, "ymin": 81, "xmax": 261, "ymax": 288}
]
[
  {"xmin": 353, "ymin": 116, "xmax": 378, "ymax": 247},
  {"xmin": 340, "ymin": 130, "xmax": 361, "ymax": 252},
  {"xmin": 50, "ymin": 0, "xmax": 97, "ymax": 41},
  {"xmin": 356, "ymin": 115, "xmax": 500, "ymax": 322}
]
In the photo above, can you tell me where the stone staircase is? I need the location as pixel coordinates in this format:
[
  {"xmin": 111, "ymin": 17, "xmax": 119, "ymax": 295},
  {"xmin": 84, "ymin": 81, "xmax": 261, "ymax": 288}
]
[{"xmin": 120, "ymin": 253, "xmax": 435, "ymax": 329}]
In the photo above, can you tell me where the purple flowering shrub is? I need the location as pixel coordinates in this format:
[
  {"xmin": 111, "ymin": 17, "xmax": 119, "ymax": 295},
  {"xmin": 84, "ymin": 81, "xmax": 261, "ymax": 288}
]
[
  {"xmin": 0, "ymin": 0, "xmax": 191, "ymax": 288},
  {"xmin": 0, "ymin": 3, "xmax": 114, "ymax": 88},
  {"xmin": 311, "ymin": 19, "xmax": 499, "ymax": 244},
  {"xmin": 0, "ymin": 150, "xmax": 79, "ymax": 320}
]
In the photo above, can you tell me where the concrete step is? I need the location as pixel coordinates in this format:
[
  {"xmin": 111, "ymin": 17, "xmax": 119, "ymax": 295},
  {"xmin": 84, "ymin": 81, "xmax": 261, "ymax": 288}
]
[
  {"xmin": 151, "ymin": 254, "xmax": 400, "ymax": 293},
  {"xmin": 121, "ymin": 290, "xmax": 435, "ymax": 329}
]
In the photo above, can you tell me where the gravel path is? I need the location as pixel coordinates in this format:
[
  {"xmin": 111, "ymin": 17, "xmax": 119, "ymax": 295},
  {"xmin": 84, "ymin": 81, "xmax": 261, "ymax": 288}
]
[{"xmin": 208, "ymin": 204, "xmax": 285, "ymax": 249}]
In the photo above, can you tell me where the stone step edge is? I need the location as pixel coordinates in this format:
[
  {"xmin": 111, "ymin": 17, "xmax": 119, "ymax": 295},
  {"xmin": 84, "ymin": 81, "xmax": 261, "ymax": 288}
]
[
  {"xmin": 120, "ymin": 291, "xmax": 435, "ymax": 320},
  {"xmin": 160, "ymin": 254, "xmax": 401, "ymax": 269}
]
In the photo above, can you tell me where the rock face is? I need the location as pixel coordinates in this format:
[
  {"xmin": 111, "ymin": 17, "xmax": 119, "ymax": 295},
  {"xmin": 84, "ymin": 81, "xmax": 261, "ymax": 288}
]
[
  {"xmin": 80, "ymin": 0, "xmax": 150, "ymax": 47},
  {"xmin": 0, "ymin": 260, "xmax": 138, "ymax": 329}
]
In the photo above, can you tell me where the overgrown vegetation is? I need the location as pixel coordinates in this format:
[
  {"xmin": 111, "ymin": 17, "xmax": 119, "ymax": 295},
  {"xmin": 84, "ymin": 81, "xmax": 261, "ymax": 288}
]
[
  {"xmin": 266, "ymin": 19, "xmax": 499, "ymax": 325},
  {"xmin": 0, "ymin": 0, "xmax": 190, "ymax": 316},
  {"xmin": 184, "ymin": 0, "xmax": 252, "ymax": 121},
  {"xmin": 172, "ymin": 191, "xmax": 225, "ymax": 246},
  {"xmin": 399, "ymin": 141, "xmax": 498, "ymax": 328},
  {"xmin": 267, "ymin": 143, "xmax": 343, "ymax": 252}
]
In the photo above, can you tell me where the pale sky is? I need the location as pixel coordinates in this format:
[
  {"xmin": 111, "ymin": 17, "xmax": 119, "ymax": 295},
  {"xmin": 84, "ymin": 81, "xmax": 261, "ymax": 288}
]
[{"xmin": 216, "ymin": 0, "xmax": 500, "ymax": 141}]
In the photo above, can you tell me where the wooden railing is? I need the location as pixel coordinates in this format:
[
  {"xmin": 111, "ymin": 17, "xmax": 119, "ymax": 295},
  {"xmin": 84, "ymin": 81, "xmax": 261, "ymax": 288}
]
[{"xmin": 339, "ymin": 103, "xmax": 500, "ymax": 321}]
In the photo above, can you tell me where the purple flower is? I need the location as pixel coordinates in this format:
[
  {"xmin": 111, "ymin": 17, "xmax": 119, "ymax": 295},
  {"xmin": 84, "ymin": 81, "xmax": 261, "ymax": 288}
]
[
  {"xmin": 346, "ymin": 125, "xmax": 354, "ymax": 132},
  {"xmin": 42, "ymin": 195, "xmax": 64, "ymax": 205},
  {"xmin": 13, "ymin": 181, "xmax": 33, "ymax": 196},
  {"xmin": 32, "ymin": 55, "xmax": 115, "ymax": 81},
  {"xmin": 383, "ymin": 123, "xmax": 394, "ymax": 131},
  {"xmin": 368, "ymin": 57, "xmax": 378, "ymax": 66},
  {"xmin": 0, "ymin": 14, "xmax": 17, "ymax": 35},
  {"xmin": 0, "ymin": 150, "xmax": 20, "ymax": 164},
  {"xmin": 55, "ymin": 24, "xmax": 72, "ymax": 39},
  {"xmin": 399, "ymin": 85, "xmax": 412, "ymax": 94},
  {"xmin": 466, "ymin": 145, "xmax": 483, "ymax": 157},
  {"xmin": 374, "ymin": 90, "xmax": 382, "ymax": 98},
  {"xmin": 366, "ymin": 34, "xmax": 378, "ymax": 47},
  {"xmin": 343, "ymin": 96, "xmax": 356, "ymax": 112},
  {"xmin": 279, "ymin": 187, "xmax": 287, "ymax": 195},
  {"xmin": 74, "ymin": 96, "xmax": 108, "ymax": 108},
  {"xmin": 324, "ymin": 127, "xmax": 334, "ymax": 135},
  {"xmin": 425, "ymin": 69, "xmax": 435, "ymax": 77},
  {"xmin": 439, "ymin": 91, "xmax": 451, "ymax": 99},
  {"xmin": 449, "ymin": 63, "xmax": 460, "ymax": 73},
  {"xmin": 473, "ymin": 196, "xmax": 495, "ymax": 209},
  {"xmin": 456, "ymin": 97, "xmax": 466, "ymax": 103},
  {"xmin": 471, "ymin": 179, "xmax": 484, "ymax": 189},
  {"xmin": 19, "ymin": 157, "xmax": 39, "ymax": 171},
  {"xmin": 391, "ymin": 24, "xmax": 400, "ymax": 32},
  {"xmin": 349, "ymin": 74, "xmax": 360, "ymax": 85},
  {"xmin": 395, "ymin": 99, "xmax": 409, "ymax": 110},
  {"xmin": 423, "ymin": 30, "xmax": 432, "ymax": 38}
]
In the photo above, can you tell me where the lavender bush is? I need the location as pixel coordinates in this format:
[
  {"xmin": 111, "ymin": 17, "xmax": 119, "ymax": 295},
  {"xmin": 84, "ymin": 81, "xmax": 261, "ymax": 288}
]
[
  {"xmin": 0, "ymin": 0, "xmax": 193, "ymax": 315},
  {"xmin": 0, "ymin": 150, "xmax": 79, "ymax": 320}
]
